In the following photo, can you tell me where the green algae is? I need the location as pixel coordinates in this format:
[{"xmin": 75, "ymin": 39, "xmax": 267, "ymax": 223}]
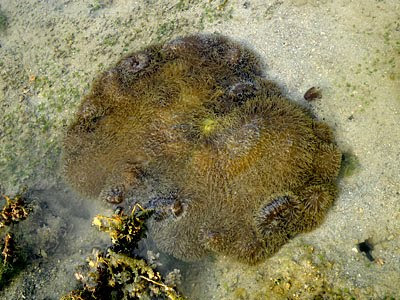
[
  {"xmin": 214, "ymin": 242, "xmax": 363, "ymax": 300},
  {"xmin": 340, "ymin": 152, "xmax": 360, "ymax": 178},
  {"xmin": 0, "ymin": 253, "xmax": 27, "ymax": 290},
  {"xmin": 0, "ymin": 7, "xmax": 7, "ymax": 32},
  {"xmin": 88, "ymin": 0, "xmax": 112, "ymax": 13}
]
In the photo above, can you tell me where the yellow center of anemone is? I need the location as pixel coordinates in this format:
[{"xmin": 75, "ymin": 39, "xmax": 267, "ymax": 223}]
[{"xmin": 201, "ymin": 118, "xmax": 217, "ymax": 135}]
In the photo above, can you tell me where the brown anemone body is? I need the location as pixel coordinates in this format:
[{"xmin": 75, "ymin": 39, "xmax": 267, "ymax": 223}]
[{"xmin": 62, "ymin": 34, "xmax": 341, "ymax": 264}]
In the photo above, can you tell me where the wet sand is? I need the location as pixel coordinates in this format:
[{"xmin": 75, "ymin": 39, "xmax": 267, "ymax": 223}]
[{"xmin": 0, "ymin": 0, "xmax": 399, "ymax": 299}]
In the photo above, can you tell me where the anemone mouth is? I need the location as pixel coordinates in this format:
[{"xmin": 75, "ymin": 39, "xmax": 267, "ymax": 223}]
[{"xmin": 200, "ymin": 118, "xmax": 219, "ymax": 136}]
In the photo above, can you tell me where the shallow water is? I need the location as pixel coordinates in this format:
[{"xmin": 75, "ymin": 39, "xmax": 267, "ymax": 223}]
[{"xmin": 0, "ymin": 0, "xmax": 399, "ymax": 299}]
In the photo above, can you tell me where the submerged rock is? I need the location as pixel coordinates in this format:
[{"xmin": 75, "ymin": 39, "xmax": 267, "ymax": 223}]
[{"xmin": 62, "ymin": 34, "xmax": 341, "ymax": 264}]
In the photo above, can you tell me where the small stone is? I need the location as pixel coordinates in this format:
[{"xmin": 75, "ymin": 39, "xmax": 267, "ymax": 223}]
[
  {"xmin": 375, "ymin": 257, "xmax": 385, "ymax": 266},
  {"xmin": 304, "ymin": 86, "xmax": 322, "ymax": 101}
]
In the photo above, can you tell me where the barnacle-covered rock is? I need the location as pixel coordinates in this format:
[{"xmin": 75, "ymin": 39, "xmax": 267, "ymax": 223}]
[{"xmin": 62, "ymin": 34, "xmax": 341, "ymax": 264}]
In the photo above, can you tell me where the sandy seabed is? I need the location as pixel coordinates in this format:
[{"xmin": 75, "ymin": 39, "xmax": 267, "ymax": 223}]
[{"xmin": 0, "ymin": 0, "xmax": 399, "ymax": 299}]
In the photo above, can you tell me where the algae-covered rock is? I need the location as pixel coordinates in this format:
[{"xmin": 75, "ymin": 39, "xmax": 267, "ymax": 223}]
[
  {"xmin": 62, "ymin": 204, "xmax": 185, "ymax": 300},
  {"xmin": 62, "ymin": 34, "xmax": 341, "ymax": 264}
]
